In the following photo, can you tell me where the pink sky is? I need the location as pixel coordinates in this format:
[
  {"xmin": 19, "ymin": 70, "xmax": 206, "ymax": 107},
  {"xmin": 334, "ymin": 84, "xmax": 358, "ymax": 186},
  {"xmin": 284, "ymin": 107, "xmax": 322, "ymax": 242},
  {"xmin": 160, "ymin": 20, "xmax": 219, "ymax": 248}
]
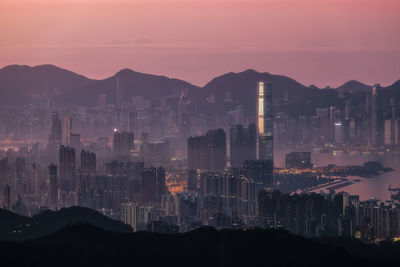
[{"xmin": 0, "ymin": 0, "xmax": 399, "ymax": 87}]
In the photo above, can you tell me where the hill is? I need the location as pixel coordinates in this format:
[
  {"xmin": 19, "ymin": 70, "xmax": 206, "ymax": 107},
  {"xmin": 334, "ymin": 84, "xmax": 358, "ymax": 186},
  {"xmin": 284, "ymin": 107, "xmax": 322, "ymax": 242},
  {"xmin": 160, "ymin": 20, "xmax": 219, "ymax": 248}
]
[
  {"xmin": 336, "ymin": 80, "xmax": 372, "ymax": 94},
  {"xmin": 0, "ymin": 206, "xmax": 132, "ymax": 241},
  {"xmin": 0, "ymin": 64, "xmax": 94, "ymax": 105},
  {"xmin": 200, "ymin": 69, "xmax": 342, "ymax": 116},
  {"xmin": 1, "ymin": 64, "xmax": 399, "ymax": 116},
  {"xmin": 0, "ymin": 224, "xmax": 398, "ymax": 267},
  {"xmin": 61, "ymin": 68, "xmax": 201, "ymax": 106}
]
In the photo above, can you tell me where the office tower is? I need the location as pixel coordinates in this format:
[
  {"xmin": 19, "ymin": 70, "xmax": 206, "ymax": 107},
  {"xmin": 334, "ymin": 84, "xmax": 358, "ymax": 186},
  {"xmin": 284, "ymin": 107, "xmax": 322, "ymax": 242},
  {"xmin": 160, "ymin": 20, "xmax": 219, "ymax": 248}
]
[
  {"xmin": 328, "ymin": 106, "xmax": 342, "ymax": 142},
  {"xmin": 384, "ymin": 119, "xmax": 400, "ymax": 145},
  {"xmin": 285, "ymin": 152, "xmax": 312, "ymax": 169},
  {"xmin": 369, "ymin": 85, "xmax": 384, "ymax": 146},
  {"xmin": 334, "ymin": 122, "xmax": 344, "ymax": 144},
  {"xmin": 128, "ymin": 110, "xmax": 137, "ymax": 133},
  {"xmin": 113, "ymin": 131, "xmax": 134, "ymax": 156},
  {"xmin": 49, "ymin": 112, "xmax": 62, "ymax": 147},
  {"xmin": 48, "ymin": 164, "xmax": 58, "ymax": 209},
  {"xmin": 80, "ymin": 150, "xmax": 96, "ymax": 174},
  {"xmin": 230, "ymin": 124, "xmax": 257, "ymax": 168},
  {"xmin": 63, "ymin": 115, "xmax": 72, "ymax": 146},
  {"xmin": 257, "ymin": 81, "xmax": 273, "ymax": 162},
  {"xmin": 59, "ymin": 146, "xmax": 76, "ymax": 192},
  {"xmin": 141, "ymin": 167, "xmax": 166, "ymax": 203},
  {"xmin": 316, "ymin": 108, "xmax": 330, "ymax": 142},
  {"xmin": 2, "ymin": 184, "xmax": 11, "ymax": 210},
  {"xmin": 32, "ymin": 163, "xmax": 40, "ymax": 197}
]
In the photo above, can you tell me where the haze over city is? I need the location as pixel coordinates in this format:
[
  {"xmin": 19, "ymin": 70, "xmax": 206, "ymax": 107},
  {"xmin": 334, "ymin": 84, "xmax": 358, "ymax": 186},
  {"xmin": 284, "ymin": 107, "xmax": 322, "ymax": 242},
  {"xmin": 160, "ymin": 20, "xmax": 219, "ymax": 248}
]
[{"xmin": 1, "ymin": 1, "xmax": 400, "ymax": 266}]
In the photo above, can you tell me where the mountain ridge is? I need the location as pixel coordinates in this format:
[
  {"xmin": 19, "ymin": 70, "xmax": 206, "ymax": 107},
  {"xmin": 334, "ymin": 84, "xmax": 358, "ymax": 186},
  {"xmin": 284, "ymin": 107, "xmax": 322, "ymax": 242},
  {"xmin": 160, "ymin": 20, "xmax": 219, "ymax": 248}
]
[
  {"xmin": 0, "ymin": 223, "xmax": 398, "ymax": 267},
  {"xmin": 0, "ymin": 64, "xmax": 399, "ymax": 111},
  {"xmin": 0, "ymin": 206, "xmax": 132, "ymax": 241}
]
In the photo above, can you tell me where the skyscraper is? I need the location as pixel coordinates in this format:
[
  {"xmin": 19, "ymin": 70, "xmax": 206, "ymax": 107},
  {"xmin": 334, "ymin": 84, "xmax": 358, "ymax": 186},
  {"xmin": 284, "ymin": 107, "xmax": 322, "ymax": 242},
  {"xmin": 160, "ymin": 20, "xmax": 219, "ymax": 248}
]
[
  {"xmin": 369, "ymin": 84, "xmax": 384, "ymax": 146},
  {"xmin": 2, "ymin": 184, "xmax": 11, "ymax": 210},
  {"xmin": 80, "ymin": 150, "xmax": 96, "ymax": 174},
  {"xmin": 113, "ymin": 131, "xmax": 134, "ymax": 156},
  {"xmin": 49, "ymin": 112, "xmax": 62, "ymax": 147},
  {"xmin": 59, "ymin": 146, "xmax": 76, "ymax": 192},
  {"xmin": 230, "ymin": 124, "xmax": 257, "ymax": 168},
  {"xmin": 141, "ymin": 166, "xmax": 166, "ymax": 203},
  {"xmin": 48, "ymin": 164, "xmax": 58, "ymax": 209},
  {"xmin": 187, "ymin": 129, "xmax": 227, "ymax": 171},
  {"xmin": 187, "ymin": 135, "xmax": 209, "ymax": 170},
  {"xmin": 32, "ymin": 163, "xmax": 40, "ymax": 198},
  {"xmin": 257, "ymin": 81, "xmax": 273, "ymax": 162},
  {"xmin": 206, "ymin": 128, "xmax": 227, "ymax": 171},
  {"xmin": 63, "ymin": 115, "xmax": 72, "ymax": 146}
]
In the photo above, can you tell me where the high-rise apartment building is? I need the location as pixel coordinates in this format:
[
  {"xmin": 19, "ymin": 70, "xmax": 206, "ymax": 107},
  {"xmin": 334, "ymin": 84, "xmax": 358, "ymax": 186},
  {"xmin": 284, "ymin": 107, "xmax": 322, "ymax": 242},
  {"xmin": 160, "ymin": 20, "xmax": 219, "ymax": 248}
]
[
  {"xmin": 230, "ymin": 124, "xmax": 257, "ymax": 168},
  {"xmin": 113, "ymin": 131, "xmax": 134, "ymax": 156},
  {"xmin": 187, "ymin": 128, "xmax": 227, "ymax": 171},
  {"xmin": 80, "ymin": 150, "xmax": 96, "ymax": 174},
  {"xmin": 49, "ymin": 112, "xmax": 62, "ymax": 147},
  {"xmin": 141, "ymin": 166, "xmax": 166, "ymax": 203},
  {"xmin": 48, "ymin": 164, "xmax": 58, "ymax": 209},
  {"xmin": 59, "ymin": 146, "xmax": 76, "ymax": 191},
  {"xmin": 2, "ymin": 184, "xmax": 11, "ymax": 210}
]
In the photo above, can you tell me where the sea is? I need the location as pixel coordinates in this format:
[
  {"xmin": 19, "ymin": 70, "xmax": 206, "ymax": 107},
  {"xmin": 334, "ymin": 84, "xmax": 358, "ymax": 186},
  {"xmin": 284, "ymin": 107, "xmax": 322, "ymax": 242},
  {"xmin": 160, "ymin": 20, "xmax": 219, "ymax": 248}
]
[{"xmin": 275, "ymin": 148, "xmax": 400, "ymax": 201}]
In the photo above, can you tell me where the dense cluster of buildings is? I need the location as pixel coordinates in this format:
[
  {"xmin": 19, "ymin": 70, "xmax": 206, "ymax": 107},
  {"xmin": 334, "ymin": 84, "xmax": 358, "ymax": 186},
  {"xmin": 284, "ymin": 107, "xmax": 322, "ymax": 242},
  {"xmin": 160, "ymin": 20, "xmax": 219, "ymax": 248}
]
[
  {"xmin": 259, "ymin": 190, "xmax": 400, "ymax": 242},
  {"xmin": 1, "ymin": 79, "xmax": 399, "ymax": 242}
]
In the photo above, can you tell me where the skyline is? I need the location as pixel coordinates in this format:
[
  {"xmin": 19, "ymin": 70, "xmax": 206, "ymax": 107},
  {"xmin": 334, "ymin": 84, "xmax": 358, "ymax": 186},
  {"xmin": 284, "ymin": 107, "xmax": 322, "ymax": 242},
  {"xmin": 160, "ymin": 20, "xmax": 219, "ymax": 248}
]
[{"xmin": 1, "ymin": 0, "xmax": 399, "ymax": 87}]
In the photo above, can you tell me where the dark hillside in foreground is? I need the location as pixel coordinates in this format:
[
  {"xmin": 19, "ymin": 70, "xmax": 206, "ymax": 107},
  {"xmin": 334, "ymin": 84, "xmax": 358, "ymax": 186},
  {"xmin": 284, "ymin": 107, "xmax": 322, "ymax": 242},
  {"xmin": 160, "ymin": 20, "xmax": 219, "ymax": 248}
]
[
  {"xmin": 0, "ymin": 206, "xmax": 132, "ymax": 241},
  {"xmin": 0, "ymin": 224, "xmax": 399, "ymax": 267}
]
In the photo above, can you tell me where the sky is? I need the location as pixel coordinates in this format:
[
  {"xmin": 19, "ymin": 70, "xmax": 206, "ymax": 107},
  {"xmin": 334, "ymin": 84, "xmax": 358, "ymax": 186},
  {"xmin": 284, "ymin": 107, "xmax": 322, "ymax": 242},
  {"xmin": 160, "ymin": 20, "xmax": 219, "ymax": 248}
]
[{"xmin": 0, "ymin": 0, "xmax": 399, "ymax": 87}]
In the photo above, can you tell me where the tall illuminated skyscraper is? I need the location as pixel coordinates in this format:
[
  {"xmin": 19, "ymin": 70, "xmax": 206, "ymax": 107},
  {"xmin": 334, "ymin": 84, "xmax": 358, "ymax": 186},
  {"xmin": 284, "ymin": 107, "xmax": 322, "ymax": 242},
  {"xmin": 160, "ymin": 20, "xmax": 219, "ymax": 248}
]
[{"xmin": 257, "ymin": 81, "xmax": 273, "ymax": 162}]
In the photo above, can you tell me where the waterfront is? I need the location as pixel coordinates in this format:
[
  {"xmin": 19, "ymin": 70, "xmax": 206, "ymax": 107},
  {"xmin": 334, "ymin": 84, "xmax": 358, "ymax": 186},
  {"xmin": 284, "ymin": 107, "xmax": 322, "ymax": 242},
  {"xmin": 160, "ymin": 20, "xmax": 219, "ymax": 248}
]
[{"xmin": 275, "ymin": 149, "xmax": 400, "ymax": 201}]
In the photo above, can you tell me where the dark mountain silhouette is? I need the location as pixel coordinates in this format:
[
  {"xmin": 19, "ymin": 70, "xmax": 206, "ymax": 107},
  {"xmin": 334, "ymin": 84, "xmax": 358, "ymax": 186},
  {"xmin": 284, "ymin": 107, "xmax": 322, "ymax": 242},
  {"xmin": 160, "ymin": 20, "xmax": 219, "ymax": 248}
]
[
  {"xmin": 202, "ymin": 68, "xmax": 314, "ymax": 100},
  {"xmin": 0, "ymin": 224, "xmax": 398, "ymax": 267},
  {"xmin": 61, "ymin": 68, "xmax": 201, "ymax": 106},
  {"xmin": 0, "ymin": 64, "xmax": 94, "ymax": 105},
  {"xmin": 383, "ymin": 79, "xmax": 400, "ymax": 97},
  {"xmin": 0, "ymin": 64, "xmax": 399, "ymax": 116},
  {"xmin": 336, "ymin": 80, "xmax": 372, "ymax": 94},
  {"xmin": 0, "ymin": 206, "xmax": 132, "ymax": 241},
  {"xmin": 200, "ymin": 69, "xmax": 341, "ymax": 116}
]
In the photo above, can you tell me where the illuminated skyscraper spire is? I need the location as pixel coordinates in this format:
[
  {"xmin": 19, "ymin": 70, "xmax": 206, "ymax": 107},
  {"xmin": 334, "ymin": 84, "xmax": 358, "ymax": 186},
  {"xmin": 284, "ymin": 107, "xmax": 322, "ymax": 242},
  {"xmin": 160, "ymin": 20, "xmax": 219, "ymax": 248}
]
[{"xmin": 257, "ymin": 81, "xmax": 273, "ymax": 162}]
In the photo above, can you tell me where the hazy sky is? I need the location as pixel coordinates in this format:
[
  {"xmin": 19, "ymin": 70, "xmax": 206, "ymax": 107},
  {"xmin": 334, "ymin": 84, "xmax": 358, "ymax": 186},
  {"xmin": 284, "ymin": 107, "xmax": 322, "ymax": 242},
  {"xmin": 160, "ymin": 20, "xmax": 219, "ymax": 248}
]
[{"xmin": 1, "ymin": 0, "xmax": 399, "ymax": 87}]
